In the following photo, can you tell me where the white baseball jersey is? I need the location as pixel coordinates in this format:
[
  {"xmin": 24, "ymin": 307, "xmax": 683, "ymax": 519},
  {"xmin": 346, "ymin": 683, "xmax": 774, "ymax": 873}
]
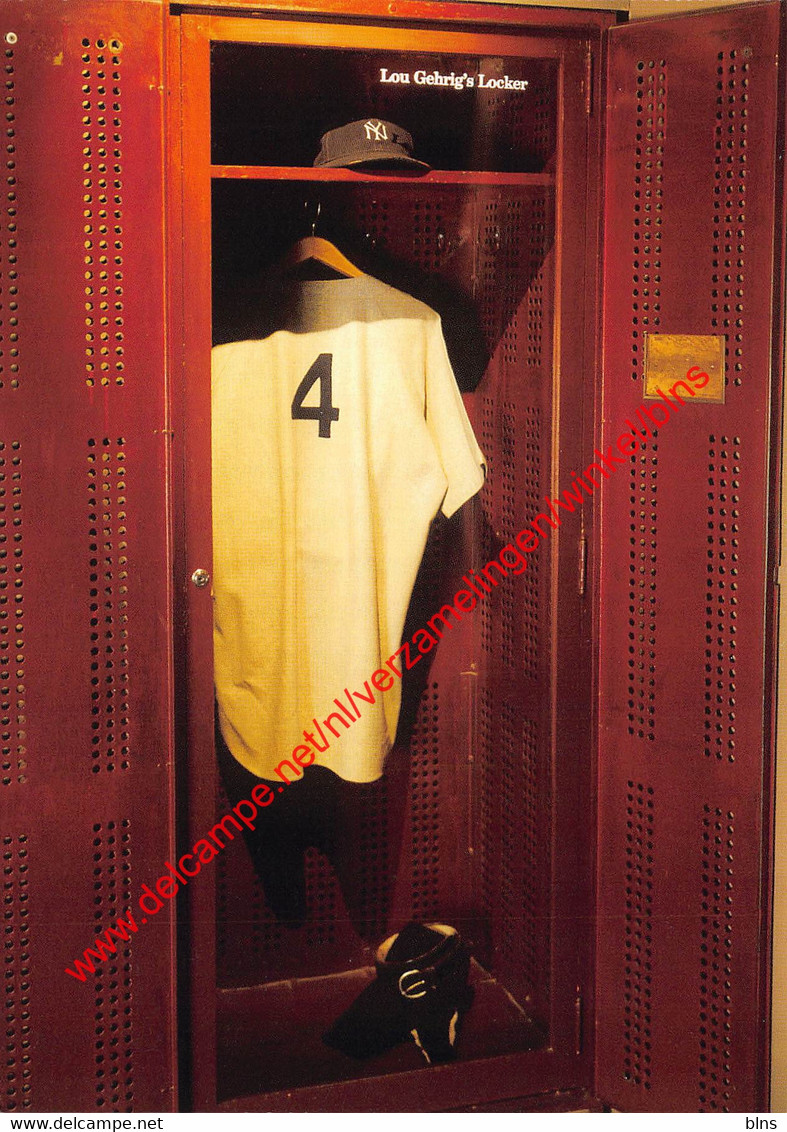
[{"xmin": 211, "ymin": 274, "xmax": 485, "ymax": 783}]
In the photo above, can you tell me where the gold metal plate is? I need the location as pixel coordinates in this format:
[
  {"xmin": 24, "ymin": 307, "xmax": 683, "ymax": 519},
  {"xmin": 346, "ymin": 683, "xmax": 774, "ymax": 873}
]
[{"xmin": 643, "ymin": 333, "xmax": 726, "ymax": 404}]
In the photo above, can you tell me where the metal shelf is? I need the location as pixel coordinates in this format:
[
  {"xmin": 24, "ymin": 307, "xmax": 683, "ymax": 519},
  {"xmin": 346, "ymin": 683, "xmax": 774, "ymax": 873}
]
[{"xmin": 210, "ymin": 164, "xmax": 555, "ymax": 186}]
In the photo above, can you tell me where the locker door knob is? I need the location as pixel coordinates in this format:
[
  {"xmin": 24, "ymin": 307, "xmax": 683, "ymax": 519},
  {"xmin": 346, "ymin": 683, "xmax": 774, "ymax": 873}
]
[{"xmin": 191, "ymin": 568, "xmax": 211, "ymax": 589}]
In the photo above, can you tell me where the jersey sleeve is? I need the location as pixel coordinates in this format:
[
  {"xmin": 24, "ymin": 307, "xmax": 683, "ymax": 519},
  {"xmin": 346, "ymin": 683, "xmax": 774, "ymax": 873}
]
[{"xmin": 424, "ymin": 316, "xmax": 486, "ymax": 518}]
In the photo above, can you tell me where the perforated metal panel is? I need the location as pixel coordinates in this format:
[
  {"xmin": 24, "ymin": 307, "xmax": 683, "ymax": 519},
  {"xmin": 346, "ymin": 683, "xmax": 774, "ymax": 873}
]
[
  {"xmin": 0, "ymin": 2, "xmax": 174, "ymax": 1113},
  {"xmin": 597, "ymin": 3, "xmax": 781, "ymax": 1112},
  {"xmin": 713, "ymin": 51, "xmax": 748, "ymax": 390},
  {"xmin": 705, "ymin": 435, "xmax": 741, "ymax": 764},
  {"xmin": 627, "ymin": 443, "xmax": 658, "ymax": 741},
  {"xmin": 698, "ymin": 803, "xmax": 736, "ymax": 1110},
  {"xmin": 408, "ymin": 681, "xmax": 442, "ymax": 921},
  {"xmin": 81, "ymin": 35, "xmax": 126, "ymax": 389},
  {"xmin": 0, "ymin": 41, "xmax": 19, "ymax": 394},
  {"xmin": 90, "ymin": 819, "xmax": 134, "ymax": 1111},
  {"xmin": 471, "ymin": 184, "xmax": 555, "ymax": 1016},
  {"xmin": 630, "ymin": 57, "xmax": 665, "ymax": 370},
  {"xmin": 215, "ymin": 778, "xmax": 290, "ymax": 981},
  {"xmin": 622, "ymin": 782, "xmax": 654, "ymax": 1093},
  {"xmin": 3, "ymin": 833, "xmax": 31, "ymax": 1111},
  {"xmin": 88, "ymin": 436, "xmax": 131, "ymax": 775},
  {"xmin": 354, "ymin": 771, "xmax": 390, "ymax": 940},
  {"xmin": 1, "ymin": 441, "xmax": 24, "ymax": 789}
]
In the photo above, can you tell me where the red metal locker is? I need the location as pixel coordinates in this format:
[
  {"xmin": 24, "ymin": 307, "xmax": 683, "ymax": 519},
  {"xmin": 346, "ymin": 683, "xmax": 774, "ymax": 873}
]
[
  {"xmin": 595, "ymin": 0, "xmax": 784, "ymax": 1112},
  {"xmin": 0, "ymin": 0, "xmax": 176, "ymax": 1113}
]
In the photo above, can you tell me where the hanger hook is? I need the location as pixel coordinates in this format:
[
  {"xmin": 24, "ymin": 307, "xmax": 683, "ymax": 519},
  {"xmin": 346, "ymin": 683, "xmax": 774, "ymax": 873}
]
[{"xmin": 312, "ymin": 201, "xmax": 321, "ymax": 237}]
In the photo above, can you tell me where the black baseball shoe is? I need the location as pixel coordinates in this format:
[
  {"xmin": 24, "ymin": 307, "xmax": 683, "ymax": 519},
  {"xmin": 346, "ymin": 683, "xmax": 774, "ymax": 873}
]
[{"xmin": 323, "ymin": 922, "xmax": 474, "ymax": 1064}]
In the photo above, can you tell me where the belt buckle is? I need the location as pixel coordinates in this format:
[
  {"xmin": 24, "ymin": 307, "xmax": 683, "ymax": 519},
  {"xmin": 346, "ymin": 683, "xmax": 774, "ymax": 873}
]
[{"xmin": 398, "ymin": 968, "xmax": 430, "ymax": 999}]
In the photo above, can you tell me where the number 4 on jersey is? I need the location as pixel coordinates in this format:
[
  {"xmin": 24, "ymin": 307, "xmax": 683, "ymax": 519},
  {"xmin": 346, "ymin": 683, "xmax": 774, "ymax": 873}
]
[{"xmin": 291, "ymin": 353, "xmax": 340, "ymax": 438}]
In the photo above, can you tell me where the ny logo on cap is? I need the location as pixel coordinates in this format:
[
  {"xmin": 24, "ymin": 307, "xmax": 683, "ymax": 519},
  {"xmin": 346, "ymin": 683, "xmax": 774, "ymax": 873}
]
[{"xmin": 364, "ymin": 119, "xmax": 388, "ymax": 142}]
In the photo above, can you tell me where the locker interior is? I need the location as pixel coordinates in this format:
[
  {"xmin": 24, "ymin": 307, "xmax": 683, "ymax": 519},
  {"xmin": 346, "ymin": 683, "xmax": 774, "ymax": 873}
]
[{"xmin": 192, "ymin": 23, "xmax": 598, "ymax": 1108}]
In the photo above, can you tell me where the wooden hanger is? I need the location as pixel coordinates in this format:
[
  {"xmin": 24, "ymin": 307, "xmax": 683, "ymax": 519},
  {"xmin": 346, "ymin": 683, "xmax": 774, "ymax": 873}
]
[{"xmin": 281, "ymin": 203, "xmax": 364, "ymax": 278}]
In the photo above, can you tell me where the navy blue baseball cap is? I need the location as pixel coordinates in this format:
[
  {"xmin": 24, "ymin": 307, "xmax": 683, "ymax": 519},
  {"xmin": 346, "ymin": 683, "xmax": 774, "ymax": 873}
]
[{"xmin": 314, "ymin": 119, "xmax": 430, "ymax": 171}]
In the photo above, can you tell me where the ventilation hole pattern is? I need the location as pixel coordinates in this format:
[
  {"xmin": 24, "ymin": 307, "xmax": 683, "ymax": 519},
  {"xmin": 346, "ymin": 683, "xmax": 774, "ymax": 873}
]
[
  {"xmin": 214, "ymin": 775, "xmax": 285, "ymax": 973},
  {"xmin": 357, "ymin": 774, "xmax": 390, "ymax": 939},
  {"xmin": 221, "ymin": 775, "xmax": 286, "ymax": 964},
  {"xmin": 531, "ymin": 81, "xmax": 556, "ymax": 164},
  {"xmin": 520, "ymin": 407, "xmax": 542, "ymax": 520},
  {"xmin": 249, "ymin": 876, "xmax": 284, "ymax": 963},
  {"xmin": 411, "ymin": 195, "xmax": 452, "ymax": 274},
  {"xmin": 520, "ymin": 406, "xmax": 541, "ymax": 680},
  {"xmin": 498, "ymin": 702, "xmax": 518, "ymax": 960},
  {"xmin": 478, "ymin": 198, "xmax": 527, "ymax": 366},
  {"xmin": 480, "ymin": 400, "xmax": 541, "ymax": 678},
  {"xmin": 91, "ymin": 819, "xmax": 133, "ymax": 1111},
  {"xmin": 500, "ymin": 199, "xmax": 525, "ymax": 367},
  {"xmin": 623, "ymin": 782, "xmax": 654, "ymax": 1090},
  {"xmin": 480, "ymin": 397, "xmax": 495, "ymax": 661},
  {"xmin": 480, "ymin": 396, "xmax": 495, "ymax": 491},
  {"xmin": 88, "ymin": 438, "xmax": 130, "ymax": 774},
  {"xmin": 479, "ymin": 78, "xmax": 555, "ymax": 167},
  {"xmin": 2, "ymin": 834, "xmax": 31, "ymax": 1111},
  {"xmin": 418, "ymin": 511, "xmax": 449, "ymax": 597},
  {"xmin": 304, "ymin": 847, "xmax": 338, "ymax": 948},
  {"xmin": 0, "ymin": 441, "xmax": 24, "ymax": 787},
  {"xmin": 519, "ymin": 716, "xmax": 540, "ymax": 990},
  {"xmin": 478, "ymin": 201, "xmax": 500, "ymax": 351},
  {"xmin": 712, "ymin": 51, "xmax": 748, "ymax": 387},
  {"xmin": 498, "ymin": 706, "xmax": 539, "ymax": 989},
  {"xmin": 704, "ymin": 436, "xmax": 740, "ymax": 762},
  {"xmin": 699, "ymin": 805, "xmax": 734, "ymax": 1111},
  {"xmin": 627, "ymin": 442, "xmax": 658, "ymax": 739},
  {"xmin": 526, "ymin": 195, "xmax": 548, "ymax": 369},
  {"xmin": 533, "ymin": 714, "xmax": 552, "ymax": 1009},
  {"xmin": 500, "ymin": 403, "xmax": 518, "ymax": 670},
  {"xmin": 81, "ymin": 38, "xmax": 125, "ymax": 388},
  {"xmin": 410, "ymin": 682, "xmax": 440, "ymax": 919},
  {"xmin": 353, "ymin": 196, "xmax": 390, "ymax": 253},
  {"xmin": 478, "ymin": 685, "xmax": 494, "ymax": 919},
  {"xmin": 340, "ymin": 187, "xmax": 464, "ymax": 275},
  {"xmin": 632, "ymin": 60, "xmax": 666, "ymax": 382},
  {"xmin": 0, "ymin": 47, "xmax": 19, "ymax": 391}
]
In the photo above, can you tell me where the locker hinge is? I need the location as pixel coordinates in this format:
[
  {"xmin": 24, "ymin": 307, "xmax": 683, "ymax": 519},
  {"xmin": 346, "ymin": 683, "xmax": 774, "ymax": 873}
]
[
  {"xmin": 584, "ymin": 45, "xmax": 593, "ymax": 116},
  {"xmin": 574, "ymin": 988, "xmax": 584, "ymax": 1055},
  {"xmin": 578, "ymin": 529, "xmax": 587, "ymax": 596}
]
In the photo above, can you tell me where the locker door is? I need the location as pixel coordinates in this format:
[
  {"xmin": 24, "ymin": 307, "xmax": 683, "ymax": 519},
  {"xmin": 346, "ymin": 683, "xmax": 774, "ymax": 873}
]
[
  {"xmin": 596, "ymin": 0, "xmax": 783, "ymax": 1113},
  {"xmin": 0, "ymin": 0, "xmax": 176, "ymax": 1113}
]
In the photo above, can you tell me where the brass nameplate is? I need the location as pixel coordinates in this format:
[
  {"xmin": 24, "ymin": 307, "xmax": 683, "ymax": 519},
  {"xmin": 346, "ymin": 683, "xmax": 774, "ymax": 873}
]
[{"xmin": 644, "ymin": 334, "xmax": 726, "ymax": 404}]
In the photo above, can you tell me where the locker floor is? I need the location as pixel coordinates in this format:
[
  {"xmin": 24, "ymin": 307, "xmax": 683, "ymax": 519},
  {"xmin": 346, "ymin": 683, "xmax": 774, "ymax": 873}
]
[{"xmin": 216, "ymin": 959, "xmax": 547, "ymax": 1101}]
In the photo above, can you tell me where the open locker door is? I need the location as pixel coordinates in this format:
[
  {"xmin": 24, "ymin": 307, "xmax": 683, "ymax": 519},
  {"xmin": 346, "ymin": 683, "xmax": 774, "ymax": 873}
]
[
  {"xmin": 0, "ymin": 0, "xmax": 176, "ymax": 1112},
  {"xmin": 596, "ymin": 0, "xmax": 783, "ymax": 1114}
]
